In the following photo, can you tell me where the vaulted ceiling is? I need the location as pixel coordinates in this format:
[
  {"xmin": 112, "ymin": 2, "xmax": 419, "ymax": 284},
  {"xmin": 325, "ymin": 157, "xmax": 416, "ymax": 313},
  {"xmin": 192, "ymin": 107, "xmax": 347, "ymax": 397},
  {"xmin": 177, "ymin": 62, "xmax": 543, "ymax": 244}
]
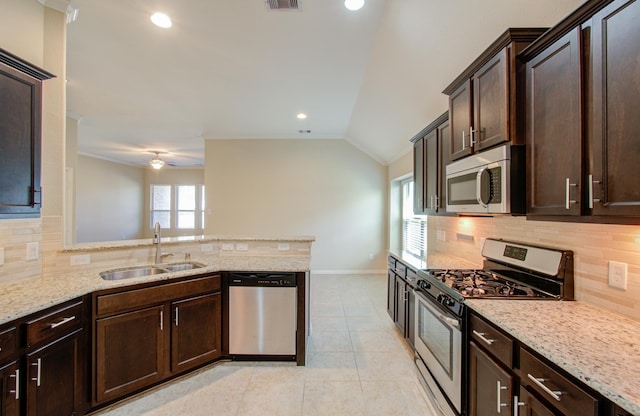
[{"xmin": 66, "ymin": 0, "xmax": 583, "ymax": 167}]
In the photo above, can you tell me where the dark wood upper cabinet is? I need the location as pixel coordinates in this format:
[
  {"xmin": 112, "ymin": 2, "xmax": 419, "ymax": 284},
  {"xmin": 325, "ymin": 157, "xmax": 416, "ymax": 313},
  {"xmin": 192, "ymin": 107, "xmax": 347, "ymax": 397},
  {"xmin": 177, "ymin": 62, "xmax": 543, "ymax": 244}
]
[
  {"xmin": 443, "ymin": 28, "xmax": 547, "ymax": 162},
  {"xmin": 521, "ymin": 0, "xmax": 640, "ymax": 222},
  {"xmin": 0, "ymin": 49, "xmax": 54, "ymax": 218},
  {"xmin": 589, "ymin": 0, "xmax": 640, "ymax": 217},
  {"xmin": 525, "ymin": 28, "xmax": 583, "ymax": 216},
  {"xmin": 411, "ymin": 112, "xmax": 449, "ymax": 215}
]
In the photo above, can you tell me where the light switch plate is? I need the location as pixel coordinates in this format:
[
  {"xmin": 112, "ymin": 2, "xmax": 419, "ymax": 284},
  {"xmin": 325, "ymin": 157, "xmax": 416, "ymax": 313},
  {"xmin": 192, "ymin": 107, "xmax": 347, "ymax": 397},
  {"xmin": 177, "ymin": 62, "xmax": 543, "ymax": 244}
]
[
  {"xmin": 221, "ymin": 243, "xmax": 234, "ymax": 251},
  {"xmin": 200, "ymin": 243, "xmax": 214, "ymax": 252},
  {"xmin": 26, "ymin": 242, "xmax": 39, "ymax": 261},
  {"xmin": 278, "ymin": 243, "xmax": 290, "ymax": 251},
  {"xmin": 236, "ymin": 243, "xmax": 248, "ymax": 251},
  {"xmin": 608, "ymin": 261, "xmax": 628, "ymax": 290}
]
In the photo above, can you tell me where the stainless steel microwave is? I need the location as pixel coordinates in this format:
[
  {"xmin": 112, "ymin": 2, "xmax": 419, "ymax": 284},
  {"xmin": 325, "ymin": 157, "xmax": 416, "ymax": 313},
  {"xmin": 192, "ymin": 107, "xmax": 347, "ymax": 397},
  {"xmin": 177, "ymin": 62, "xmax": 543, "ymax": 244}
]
[{"xmin": 445, "ymin": 145, "xmax": 525, "ymax": 214}]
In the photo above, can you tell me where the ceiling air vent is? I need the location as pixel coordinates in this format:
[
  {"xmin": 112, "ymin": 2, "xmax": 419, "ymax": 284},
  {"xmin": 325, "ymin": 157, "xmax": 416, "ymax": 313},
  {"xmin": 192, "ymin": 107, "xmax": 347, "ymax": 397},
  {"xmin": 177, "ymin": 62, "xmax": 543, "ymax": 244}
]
[{"xmin": 266, "ymin": 0, "xmax": 300, "ymax": 10}]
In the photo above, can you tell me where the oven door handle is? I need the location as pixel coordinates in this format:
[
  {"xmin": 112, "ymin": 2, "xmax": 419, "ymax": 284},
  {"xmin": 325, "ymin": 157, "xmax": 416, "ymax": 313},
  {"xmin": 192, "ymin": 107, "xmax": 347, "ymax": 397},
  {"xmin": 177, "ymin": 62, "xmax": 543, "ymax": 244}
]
[
  {"xmin": 439, "ymin": 314, "xmax": 460, "ymax": 328},
  {"xmin": 476, "ymin": 167, "xmax": 490, "ymax": 207}
]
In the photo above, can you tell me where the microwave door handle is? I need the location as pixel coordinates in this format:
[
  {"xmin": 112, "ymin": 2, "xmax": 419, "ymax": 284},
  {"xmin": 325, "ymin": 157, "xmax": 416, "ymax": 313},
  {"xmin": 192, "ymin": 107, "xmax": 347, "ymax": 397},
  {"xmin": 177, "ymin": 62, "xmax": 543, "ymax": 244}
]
[{"xmin": 476, "ymin": 167, "xmax": 489, "ymax": 208}]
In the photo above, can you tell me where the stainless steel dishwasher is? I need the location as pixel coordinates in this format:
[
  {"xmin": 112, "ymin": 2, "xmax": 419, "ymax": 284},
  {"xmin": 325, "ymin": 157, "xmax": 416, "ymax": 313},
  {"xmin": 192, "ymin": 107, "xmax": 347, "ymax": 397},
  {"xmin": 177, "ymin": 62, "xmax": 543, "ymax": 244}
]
[{"xmin": 228, "ymin": 272, "xmax": 297, "ymax": 356}]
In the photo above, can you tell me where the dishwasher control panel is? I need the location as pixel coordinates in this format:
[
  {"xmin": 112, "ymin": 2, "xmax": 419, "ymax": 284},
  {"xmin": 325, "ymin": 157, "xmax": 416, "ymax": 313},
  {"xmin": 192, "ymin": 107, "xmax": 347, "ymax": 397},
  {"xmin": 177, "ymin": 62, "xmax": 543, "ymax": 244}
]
[{"xmin": 228, "ymin": 272, "xmax": 297, "ymax": 287}]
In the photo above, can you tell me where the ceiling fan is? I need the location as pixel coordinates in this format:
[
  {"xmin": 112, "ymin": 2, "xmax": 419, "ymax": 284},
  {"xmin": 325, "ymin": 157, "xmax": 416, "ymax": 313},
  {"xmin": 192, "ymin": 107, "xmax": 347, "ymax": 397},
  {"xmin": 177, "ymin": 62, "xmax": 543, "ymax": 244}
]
[{"xmin": 149, "ymin": 152, "xmax": 166, "ymax": 169}]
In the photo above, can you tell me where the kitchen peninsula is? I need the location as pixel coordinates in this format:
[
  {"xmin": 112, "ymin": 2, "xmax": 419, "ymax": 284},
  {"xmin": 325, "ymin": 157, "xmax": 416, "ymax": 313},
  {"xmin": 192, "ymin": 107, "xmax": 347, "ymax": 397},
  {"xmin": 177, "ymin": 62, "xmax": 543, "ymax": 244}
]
[{"xmin": 0, "ymin": 235, "xmax": 314, "ymax": 415}]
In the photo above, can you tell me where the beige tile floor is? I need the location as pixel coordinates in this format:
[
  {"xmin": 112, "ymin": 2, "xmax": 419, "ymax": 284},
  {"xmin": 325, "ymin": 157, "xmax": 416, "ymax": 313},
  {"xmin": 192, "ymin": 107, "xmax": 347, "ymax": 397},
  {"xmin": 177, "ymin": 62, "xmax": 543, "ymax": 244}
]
[{"xmin": 91, "ymin": 274, "xmax": 437, "ymax": 416}]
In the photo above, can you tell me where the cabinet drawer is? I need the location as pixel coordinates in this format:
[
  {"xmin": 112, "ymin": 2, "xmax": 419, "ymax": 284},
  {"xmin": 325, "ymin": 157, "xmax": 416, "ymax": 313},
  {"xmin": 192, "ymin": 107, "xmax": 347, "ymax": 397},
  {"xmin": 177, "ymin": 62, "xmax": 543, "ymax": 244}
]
[
  {"xmin": 520, "ymin": 347, "xmax": 598, "ymax": 416},
  {"xmin": 0, "ymin": 326, "xmax": 17, "ymax": 362},
  {"xmin": 470, "ymin": 313, "xmax": 513, "ymax": 368},
  {"xmin": 96, "ymin": 274, "xmax": 220, "ymax": 317},
  {"xmin": 25, "ymin": 300, "xmax": 83, "ymax": 347}
]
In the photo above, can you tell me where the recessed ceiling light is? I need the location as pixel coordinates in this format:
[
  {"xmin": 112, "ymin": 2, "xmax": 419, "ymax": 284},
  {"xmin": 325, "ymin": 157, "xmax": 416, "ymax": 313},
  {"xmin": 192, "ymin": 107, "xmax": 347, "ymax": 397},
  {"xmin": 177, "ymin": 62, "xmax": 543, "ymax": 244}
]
[
  {"xmin": 344, "ymin": 0, "xmax": 364, "ymax": 11},
  {"xmin": 150, "ymin": 12, "xmax": 172, "ymax": 28},
  {"xmin": 297, "ymin": 113, "xmax": 307, "ymax": 119}
]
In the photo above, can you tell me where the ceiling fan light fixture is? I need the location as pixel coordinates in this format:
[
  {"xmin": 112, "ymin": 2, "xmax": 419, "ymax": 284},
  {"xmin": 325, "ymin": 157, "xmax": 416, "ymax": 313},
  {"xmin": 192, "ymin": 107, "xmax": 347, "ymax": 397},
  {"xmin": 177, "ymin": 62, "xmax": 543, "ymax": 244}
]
[
  {"xmin": 344, "ymin": 0, "xmax": 364, "ymax": 11},
  {"xmin": 150, "ymin": 12, "xmax": 172, "ymax": 28},
  {"xmin": 149, "ymin": 153, "xmax": 165, "ymax": 169}
]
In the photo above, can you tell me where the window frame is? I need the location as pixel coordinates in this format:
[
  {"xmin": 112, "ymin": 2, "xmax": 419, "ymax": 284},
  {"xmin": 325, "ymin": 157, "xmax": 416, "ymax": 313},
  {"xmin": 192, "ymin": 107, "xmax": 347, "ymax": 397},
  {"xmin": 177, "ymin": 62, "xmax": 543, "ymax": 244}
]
[
  {"xmin": 150, "ymin": 184, "xmax": 205, "ymax": 231},
  {"xmin": 400, "ymin": 178, "xmax": 426, "ymax": 260}
]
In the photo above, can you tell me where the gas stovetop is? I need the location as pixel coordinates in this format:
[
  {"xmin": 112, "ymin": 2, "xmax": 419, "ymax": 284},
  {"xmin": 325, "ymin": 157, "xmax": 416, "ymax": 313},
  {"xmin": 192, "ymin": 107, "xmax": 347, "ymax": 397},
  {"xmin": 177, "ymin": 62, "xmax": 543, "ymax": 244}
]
[{"xmin": 415, "ymin": 239, "xmax": 574, "ymax": 317}]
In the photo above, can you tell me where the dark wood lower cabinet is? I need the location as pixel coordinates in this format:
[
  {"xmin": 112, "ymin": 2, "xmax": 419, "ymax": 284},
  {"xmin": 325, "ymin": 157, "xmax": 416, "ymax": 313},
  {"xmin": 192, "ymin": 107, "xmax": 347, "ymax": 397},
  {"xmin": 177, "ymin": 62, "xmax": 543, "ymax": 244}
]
[
  {"xmin": 0, "ymin": 361, "xmax": 19, "ymax": 416},
  {"xmin": 95, "ymin": 306, "xmax": 165, "ymax": 404},
  {"xmin": 171, "ymin": 293, "xmax": 221, "ymax": 373},
  {"xmin": 468, "ymin": 341, "xmax": 514, "ymax": 416},
  {"xmin": 25, "ymin": 330, "xmax": 83, "ymax": 416},
  {"xmin": 517, "ymin": 387, "xmax": 555, "ymax": 416}
]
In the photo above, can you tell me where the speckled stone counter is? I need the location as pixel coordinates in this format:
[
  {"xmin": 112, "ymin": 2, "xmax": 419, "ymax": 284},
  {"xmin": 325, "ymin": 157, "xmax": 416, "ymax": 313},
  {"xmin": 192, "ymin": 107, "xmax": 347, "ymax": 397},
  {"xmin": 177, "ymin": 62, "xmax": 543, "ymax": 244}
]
[
  {"xmin": 0, "ymin": 254, "xmax": 310, "ymax": 326},
  {"xmin": 466, "ymin": 299, "xmax": 640, "ymax": 414}
]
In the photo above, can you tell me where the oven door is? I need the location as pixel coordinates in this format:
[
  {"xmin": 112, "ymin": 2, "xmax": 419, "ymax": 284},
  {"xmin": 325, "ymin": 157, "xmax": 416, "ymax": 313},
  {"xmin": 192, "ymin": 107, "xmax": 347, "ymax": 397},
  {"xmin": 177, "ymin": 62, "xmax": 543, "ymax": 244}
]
[{"xmin": 414, "ymin": 290, "xmax": 462, "ymax": 414}]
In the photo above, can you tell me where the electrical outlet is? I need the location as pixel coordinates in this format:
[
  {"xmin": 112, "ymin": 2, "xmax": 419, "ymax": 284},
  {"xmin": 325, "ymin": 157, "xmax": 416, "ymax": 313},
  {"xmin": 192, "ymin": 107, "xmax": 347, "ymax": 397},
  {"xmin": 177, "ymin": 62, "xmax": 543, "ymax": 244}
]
[
  {"xmin": 437, "ymin": 230, "xmax": 446, "ymax": 242},
  {"xmin": 236, "ymin": 243, "xmax": 248, "ymax": 251},
  {"xmin": 0, "ymin": 248, "xmax": 4, "ymax": 265},
  {"xmin": 201, "ymin": 243, "xmax": 214, "ymax": 252},
  {"xmin": 278, "ymin": 243, "xmax": 290, "ymax": 251},
  {"xmin": 70, "ymin": 254, "xmax": 91, "ymax": 266},
  {"xmin": 26, "ymin": 242, "xmax": 39, "ymax": 261},
  {"xmin": 608, "ymin": 261, "xmax": 628, "ymax": 290}
]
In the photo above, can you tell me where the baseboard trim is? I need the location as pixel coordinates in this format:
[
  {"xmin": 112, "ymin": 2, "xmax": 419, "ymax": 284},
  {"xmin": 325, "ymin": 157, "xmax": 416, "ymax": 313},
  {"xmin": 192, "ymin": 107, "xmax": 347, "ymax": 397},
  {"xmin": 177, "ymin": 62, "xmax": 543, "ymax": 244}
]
[{"xmin": 310, "ymin": 269, "xmax": 386, "ymax": 275}]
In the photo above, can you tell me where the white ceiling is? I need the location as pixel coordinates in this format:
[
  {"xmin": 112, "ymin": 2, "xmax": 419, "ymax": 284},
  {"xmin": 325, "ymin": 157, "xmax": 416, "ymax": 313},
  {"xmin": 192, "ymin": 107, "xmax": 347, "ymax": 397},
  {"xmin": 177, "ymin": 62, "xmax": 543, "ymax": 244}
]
[{"xmin": 66, "ymin": 0, "xmax": 584, "ymax": 167}]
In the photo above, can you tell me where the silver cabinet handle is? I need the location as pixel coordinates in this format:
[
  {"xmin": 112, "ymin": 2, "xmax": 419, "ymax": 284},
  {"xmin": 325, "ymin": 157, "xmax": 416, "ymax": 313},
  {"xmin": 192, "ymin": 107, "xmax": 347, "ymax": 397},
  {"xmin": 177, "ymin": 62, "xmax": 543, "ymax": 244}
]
[
  {"xmin": 31, "ymin": 358, "xmax": 41, "ymax": 387},
  {"xmin": 175, "ymin": 307, "xmax": 179, "ymax": 326},
  {"xmin": 462, "ymin": 130, "xmax": 467, "ymax": 150},
  {"xmin": 9, "ymin": 369, "xmax": 19, "ymax": 399},
  {"xmin": 565, "ymin": 178, "xmax": 577, "ymax": 209},
  {"xmin": 497, "ymin": 380, "xmax": 508, "ymax": 413},
  {"xmin": 159, "ymin": 310, "xmax": 164, "ymax": 330},
  {"xmin": 470, "ymin": 127, "xmax": 476, "ymax": 146},
  {"xmin": 588, "ymin": 174, "xmax": 601, "ymax": 209},
  {"xmin": 472, "ymin": 329, "xmax": 495, "ymax": 345},
  {"xmin": 527, "ymin": 373, "xmax": 562, "ymax": 401},
  {"xmin": 513, "ymin": 396, "xmax": 525, "ymax": 416},
  {"xmin": 50, "ymin": 315, "xmax": 76, "ymax": 329}
]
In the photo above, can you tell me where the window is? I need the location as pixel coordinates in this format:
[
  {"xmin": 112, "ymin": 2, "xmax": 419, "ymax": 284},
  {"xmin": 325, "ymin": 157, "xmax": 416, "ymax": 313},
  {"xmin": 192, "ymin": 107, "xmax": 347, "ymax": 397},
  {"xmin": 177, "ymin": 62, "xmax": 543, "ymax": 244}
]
[
  {"xmin": 150, "ymin": 184, "xmax": 205, "ymax": 230},
  {"xmin": 401, "ymin": 179, "xmax": 426, "ymax": 259}
]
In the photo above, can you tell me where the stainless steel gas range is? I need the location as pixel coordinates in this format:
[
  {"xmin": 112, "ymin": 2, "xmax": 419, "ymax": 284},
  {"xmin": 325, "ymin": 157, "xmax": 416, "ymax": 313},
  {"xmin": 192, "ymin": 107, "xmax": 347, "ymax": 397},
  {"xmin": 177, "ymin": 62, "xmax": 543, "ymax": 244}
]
[{"xmin": 413, "ymin": 239, "xmax": 574, "ymax": 416}]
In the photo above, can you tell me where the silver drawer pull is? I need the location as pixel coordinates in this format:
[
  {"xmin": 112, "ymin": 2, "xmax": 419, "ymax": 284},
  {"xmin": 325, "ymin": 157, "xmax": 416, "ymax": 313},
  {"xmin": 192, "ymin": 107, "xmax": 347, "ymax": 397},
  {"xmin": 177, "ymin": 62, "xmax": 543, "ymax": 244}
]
[
  {"xmin": 527, "ymin": 373, "xmax": 562, "ymax": 401},
  {"xmin": 9, "ymin": 369, "xmax": 20, "ymax": 399},
  {"xmin": 50, "ymin": 315, "xmax": 76, "ymax": 329},
  {"xmin": 513, "ymin": 396, "xmax": 525, "ymax": 416},
  {"xmin": 472, "ymin": 329, "xmax": 495, "ymax": 345}
]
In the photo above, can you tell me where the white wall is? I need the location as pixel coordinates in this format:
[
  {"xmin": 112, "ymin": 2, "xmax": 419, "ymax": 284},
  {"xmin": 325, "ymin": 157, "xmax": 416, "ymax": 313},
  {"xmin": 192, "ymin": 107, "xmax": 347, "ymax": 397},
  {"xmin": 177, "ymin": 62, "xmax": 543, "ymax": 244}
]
[
  {"xmin": 75, "ymin": 155, "xmax": 145, "ymax": 242},
  {"xmin": 204, "ymin": 139, "xmax": 387, "ymax": 272}
]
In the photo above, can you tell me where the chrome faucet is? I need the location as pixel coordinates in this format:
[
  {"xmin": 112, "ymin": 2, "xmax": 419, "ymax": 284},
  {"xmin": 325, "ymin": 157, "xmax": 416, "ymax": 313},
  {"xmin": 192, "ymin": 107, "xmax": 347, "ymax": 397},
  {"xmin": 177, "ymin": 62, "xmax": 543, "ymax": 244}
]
[{"xmin": 153, "ymin": 222, "xmax": 172, "ymax": 264}]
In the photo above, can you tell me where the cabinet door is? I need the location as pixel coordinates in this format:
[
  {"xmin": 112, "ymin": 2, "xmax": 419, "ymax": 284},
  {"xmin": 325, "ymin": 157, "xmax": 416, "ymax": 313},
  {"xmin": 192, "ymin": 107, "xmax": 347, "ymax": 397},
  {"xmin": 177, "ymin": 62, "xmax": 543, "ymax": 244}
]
[
  {"xmin": 0, "ymin": 61, "xmax": 42, "ymax": 218},
  {"xmin": 526, "ymin": 28, "xmax": 582, "ymax": 216},
  {"xmin": 590, "ymin": 0, "xmax": 640, "ymax": 216},
  {"xmin": 516, "ymin": 387, "xmax": 555, "ymax": 416},
  {"xmin": 424, "ymin": 129, "xmax": 438, "ymax": 214},
  {"xmin": 171, "ymin": 293, "xmax": 221, "ymax": 373},
  {"xmin": 394, "ymin": 277, "xmax": 406, "ymax": 336},
  {"xmin": 26, "ymin": 330, "xmax": 82, "ymax": 416},
  {"xmin": 468, "ymin": 342, "xmax": 514, "ymax": 416},
  {"xmin": 448, "ymin": 79, "xmax": 473, "ymax": 161},
  {"xmin": 387, "ymin": 270, "xmax": 395, "ymax": 320},
  {"xmin": 437, "ymin": 119, "xmax": 450, "ymax": 212},
  {"xmin": 413, "ymin": 137, "xmax": 426, "ymax": 214},
  {"xmin": 0, "ymin": 362, "xmax": 19, "ymax": 416},
  {"xmin": 95, "ymin": 305, "xmax": 165, "ymax": 404},
  {"xmin": 474, "ymin": 48, "xmax": 509, "ymax": 152}
]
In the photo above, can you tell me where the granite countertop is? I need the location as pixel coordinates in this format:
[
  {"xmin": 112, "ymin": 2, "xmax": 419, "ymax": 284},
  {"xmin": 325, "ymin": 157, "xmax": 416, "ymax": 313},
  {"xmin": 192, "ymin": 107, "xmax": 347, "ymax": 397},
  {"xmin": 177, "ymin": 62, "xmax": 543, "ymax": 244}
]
[
  {"xmin": 0, "ymin": 255, "xmax": 310, "ymax": 326},
  {"xmin": 467, "ymin": 299, "xmax": 640, "ymax": 414}
]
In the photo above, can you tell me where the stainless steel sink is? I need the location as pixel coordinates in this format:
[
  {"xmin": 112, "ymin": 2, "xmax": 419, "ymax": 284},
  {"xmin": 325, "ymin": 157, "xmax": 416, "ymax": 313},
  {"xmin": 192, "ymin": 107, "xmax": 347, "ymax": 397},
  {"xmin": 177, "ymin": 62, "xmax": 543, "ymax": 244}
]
[
  {"xmin": 99, "ymin": 266, "xmax": 170, "ymax": 280},
  {"xmin": 99, "ymin": 261, "xmax": 206, "ymax": 280},
  {"xmin": 163, "ymin": 261, "xmax": 206, "ymax": 272}
]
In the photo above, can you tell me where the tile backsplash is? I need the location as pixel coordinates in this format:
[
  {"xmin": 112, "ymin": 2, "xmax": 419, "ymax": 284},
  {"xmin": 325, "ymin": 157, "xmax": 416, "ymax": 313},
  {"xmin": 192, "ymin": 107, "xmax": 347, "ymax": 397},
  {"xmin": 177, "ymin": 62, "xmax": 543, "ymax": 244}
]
[
  {"xmin": 431, "ymin": 216, "xmax": 640, "ymax": 321},
  {"xmin": 0, "ymin": 218, "xmax": 43, "ymax": 284}
]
